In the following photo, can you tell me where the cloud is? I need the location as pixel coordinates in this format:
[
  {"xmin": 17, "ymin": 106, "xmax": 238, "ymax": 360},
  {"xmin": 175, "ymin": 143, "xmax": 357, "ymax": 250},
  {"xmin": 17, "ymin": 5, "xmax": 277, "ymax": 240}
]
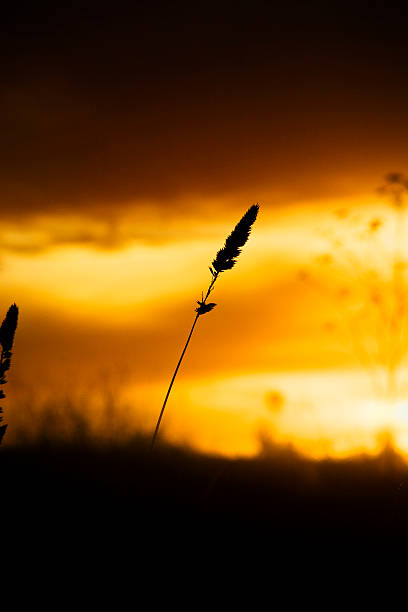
[
  {"xmin": 6, "ymin": 267, "xmax": 350, "ymax": 401},
  {"xmin": 1, "ymin": 2, "xmax": 408, "ymax": 222}
]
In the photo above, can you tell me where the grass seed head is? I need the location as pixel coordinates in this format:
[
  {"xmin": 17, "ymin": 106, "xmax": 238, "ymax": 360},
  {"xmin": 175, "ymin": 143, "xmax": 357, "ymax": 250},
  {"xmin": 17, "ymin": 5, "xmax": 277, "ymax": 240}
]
[
  {"xmin": 211, "ymin": 204, "xmax": 259, "ymax": 273},
  {"xmin": 0, "ymin": 303, "xmax": 19, "ymax": 354}
]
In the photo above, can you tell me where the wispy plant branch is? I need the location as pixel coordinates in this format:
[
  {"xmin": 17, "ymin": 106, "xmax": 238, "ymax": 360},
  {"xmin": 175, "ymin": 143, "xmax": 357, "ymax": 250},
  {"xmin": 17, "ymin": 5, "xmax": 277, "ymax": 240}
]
[{"xmin": 150, "ymin": 204, "xmax": 259, "ymax": 450}]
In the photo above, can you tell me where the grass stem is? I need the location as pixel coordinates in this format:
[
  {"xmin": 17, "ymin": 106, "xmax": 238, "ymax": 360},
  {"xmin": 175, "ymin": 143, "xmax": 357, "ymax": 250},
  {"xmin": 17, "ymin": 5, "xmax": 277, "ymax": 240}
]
[{"xmin": 150, "ymin": 274, "xmax": 218, "ymax": 450}]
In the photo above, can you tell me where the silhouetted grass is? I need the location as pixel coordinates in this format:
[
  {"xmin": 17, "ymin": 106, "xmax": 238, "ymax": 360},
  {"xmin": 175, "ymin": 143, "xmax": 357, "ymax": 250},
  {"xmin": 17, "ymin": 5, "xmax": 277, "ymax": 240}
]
[
  {"xmin": 0, "ymin": 304, "xmax": 18, "ymax": 444},
  {"xmin": 151, "ymin": 204, "xmax": 259, "ymax": 449}
]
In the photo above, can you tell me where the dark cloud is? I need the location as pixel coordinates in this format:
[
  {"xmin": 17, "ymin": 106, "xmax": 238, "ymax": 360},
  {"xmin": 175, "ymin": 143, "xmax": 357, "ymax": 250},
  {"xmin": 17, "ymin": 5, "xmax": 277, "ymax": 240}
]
[{"xmin": 2, "ymin": 1, "xmax": 408, "ymax": 219}]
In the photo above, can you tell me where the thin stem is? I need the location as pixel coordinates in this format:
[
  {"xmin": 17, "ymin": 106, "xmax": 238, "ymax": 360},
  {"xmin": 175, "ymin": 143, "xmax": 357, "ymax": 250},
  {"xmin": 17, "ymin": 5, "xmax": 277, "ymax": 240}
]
[
  {"xmin": 0, "ymin": 351, "xmax": 7, "ymax": 443},
  {"xmin": 150, "ymin": 313, "xmax": 199, "ymax": 451},
  {"xmin": 150, "ymin": 272, "xmax": 218, "ymax": 451}
]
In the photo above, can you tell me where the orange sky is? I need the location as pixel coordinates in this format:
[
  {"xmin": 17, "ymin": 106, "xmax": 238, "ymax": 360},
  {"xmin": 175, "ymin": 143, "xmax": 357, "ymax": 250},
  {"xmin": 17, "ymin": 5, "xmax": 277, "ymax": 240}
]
[
  {"xmin": 3, "ymin": 1, "xmax": 408, "ymax": 456},
  {"xmin": 4, "ymin": 190, "xmax": 408, "ymax": 457}
]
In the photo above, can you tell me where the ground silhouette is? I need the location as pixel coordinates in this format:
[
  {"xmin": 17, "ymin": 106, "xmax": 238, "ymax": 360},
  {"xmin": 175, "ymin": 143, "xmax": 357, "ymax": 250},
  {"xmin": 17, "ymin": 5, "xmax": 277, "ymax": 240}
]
[{"xmin": 3, "ymin": 433, "xmax": 408, "ymax": 555}]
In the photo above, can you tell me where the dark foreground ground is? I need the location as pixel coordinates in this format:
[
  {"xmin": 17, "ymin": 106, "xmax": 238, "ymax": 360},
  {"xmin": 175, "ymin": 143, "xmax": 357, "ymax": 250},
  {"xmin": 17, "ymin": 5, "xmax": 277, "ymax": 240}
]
[
  {"xmin": 4, "ymin": 435, "xmax": 403, "ymax": 599},
  {"xmin": 3, "ymin": 435, "xmax": 408, "ymax": 550}
]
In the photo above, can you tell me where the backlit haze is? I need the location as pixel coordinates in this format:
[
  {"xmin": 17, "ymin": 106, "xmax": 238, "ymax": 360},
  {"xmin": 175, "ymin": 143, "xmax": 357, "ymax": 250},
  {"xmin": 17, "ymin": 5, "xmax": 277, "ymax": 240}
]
[{"xmin": 3, "ymin": 1, "xmax": 408, "ymax": 457}]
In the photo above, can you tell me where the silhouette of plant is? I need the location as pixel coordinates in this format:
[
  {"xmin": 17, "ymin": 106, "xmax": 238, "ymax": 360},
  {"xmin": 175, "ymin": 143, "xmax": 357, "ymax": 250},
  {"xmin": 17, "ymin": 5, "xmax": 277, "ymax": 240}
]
[
  {"xmin": 151, "ymin": 204, "xmax": 259, "ymax": 449},
  {"xmin": 300, "ymin": 173, "xmax": 408, "ymax": 403},
  {"xmin": 0, "ymin": 304, "xmax": 19, "ymax": 444}
]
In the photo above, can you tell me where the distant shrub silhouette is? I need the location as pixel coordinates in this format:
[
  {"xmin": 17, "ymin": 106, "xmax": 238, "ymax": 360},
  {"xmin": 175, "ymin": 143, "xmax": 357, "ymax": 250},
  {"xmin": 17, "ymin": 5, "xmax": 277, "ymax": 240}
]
[
  {"xmin": 151, "ymin": 204, "xmax": 259, "ymax": 449},
  {"xmin": 0, "ymin": 304, "xmax": 19, "ymax": 444}
]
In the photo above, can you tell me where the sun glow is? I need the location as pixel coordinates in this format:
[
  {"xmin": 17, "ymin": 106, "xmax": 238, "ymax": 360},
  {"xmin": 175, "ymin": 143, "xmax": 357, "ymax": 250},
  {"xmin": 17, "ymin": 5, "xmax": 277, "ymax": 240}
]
[{"xmin": 4, "ymin": 190, "xmax": 408, "ymax": 457}]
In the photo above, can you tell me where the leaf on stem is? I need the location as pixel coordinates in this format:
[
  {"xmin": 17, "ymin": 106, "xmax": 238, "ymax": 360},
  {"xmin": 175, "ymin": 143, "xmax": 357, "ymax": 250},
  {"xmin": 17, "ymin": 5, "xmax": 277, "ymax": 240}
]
[{"xmin": 196, "ymin": 301, "xmax": 217, "ymax": 315}]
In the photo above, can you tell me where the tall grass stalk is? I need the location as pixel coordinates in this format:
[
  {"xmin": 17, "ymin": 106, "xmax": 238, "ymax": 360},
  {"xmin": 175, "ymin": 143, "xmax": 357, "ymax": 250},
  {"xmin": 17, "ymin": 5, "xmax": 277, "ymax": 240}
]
[
  {"xmin": 150, "ymin": 204, "xmax": 259, "ymax": 450},
  {"xmin": 0, "ymin": 303, "xmax": 19, "ymax": 444}
]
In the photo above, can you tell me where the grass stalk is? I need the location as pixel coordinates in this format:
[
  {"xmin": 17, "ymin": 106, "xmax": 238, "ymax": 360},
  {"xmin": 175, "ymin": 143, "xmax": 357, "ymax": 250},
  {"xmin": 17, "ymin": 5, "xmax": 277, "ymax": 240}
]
[
  {"xmin": 0, "ymin": 303, "xmax": 19, "ymax": 444},
  {"xmin": 150, "ymin": 204, "xmax": 259, "ymax": 450}
]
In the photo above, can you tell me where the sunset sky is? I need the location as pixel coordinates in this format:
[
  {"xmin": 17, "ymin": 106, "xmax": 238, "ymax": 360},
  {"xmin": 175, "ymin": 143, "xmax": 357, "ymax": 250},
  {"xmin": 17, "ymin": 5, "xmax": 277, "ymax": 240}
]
[{"xmin": 3, "ymin": 1, "xmax": 408, "ymax": 456}]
